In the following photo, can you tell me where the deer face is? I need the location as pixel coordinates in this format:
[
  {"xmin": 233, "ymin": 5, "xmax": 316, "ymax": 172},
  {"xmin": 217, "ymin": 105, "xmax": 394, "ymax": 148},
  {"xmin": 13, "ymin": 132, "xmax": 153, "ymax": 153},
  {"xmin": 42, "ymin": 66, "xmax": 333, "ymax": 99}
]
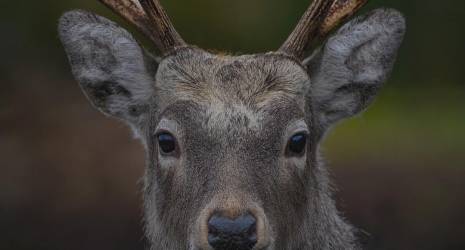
[
  {"xmin": 145, "ymin": 49, "xmax": 313, "ymax": 249},
  {"xmin": 59, "ymin": 1, "xmax": 405, "ymax": 249}
]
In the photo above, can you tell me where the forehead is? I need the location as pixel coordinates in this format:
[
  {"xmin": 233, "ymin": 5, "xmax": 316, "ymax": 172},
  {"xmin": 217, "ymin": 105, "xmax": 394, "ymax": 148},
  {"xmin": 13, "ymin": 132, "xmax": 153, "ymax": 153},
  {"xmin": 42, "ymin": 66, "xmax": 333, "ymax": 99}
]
[{"xmin": 154, "ymin": 48, "xmax": 310, "ymax": 130}]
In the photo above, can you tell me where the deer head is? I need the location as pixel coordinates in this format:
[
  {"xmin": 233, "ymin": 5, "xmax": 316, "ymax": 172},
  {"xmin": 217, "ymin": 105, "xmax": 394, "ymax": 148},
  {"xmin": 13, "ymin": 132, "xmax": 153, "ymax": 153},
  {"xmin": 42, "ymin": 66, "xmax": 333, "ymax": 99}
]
[{"xmin": 58, "ymin": 0, "xmax": 405, "ymax": 249}]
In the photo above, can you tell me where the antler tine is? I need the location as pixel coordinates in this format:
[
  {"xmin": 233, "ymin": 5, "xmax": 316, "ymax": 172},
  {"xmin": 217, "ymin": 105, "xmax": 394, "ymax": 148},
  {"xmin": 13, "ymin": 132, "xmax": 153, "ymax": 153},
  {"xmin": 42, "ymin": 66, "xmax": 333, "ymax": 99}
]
[
  {"xmin": 279, "ymin": 0, "xmax": 332, "ymax": 57},
  {"xmin": 98, "ymin": 0, "xmax": 185, "ymax": 55},
  {"xmin": 279, "ymin": 0, "xmax": 368, "ymax": 58},
  {"xmin": 138, "ymin": 0, "xmax": 186, "ymax": 54},
  {"xmin": 98, "ymin": 1, "xmax": 154, "ymax": 42},
  {"xmin": 320, "ymin": 0, "xmax": 369, "ymax": 38}
]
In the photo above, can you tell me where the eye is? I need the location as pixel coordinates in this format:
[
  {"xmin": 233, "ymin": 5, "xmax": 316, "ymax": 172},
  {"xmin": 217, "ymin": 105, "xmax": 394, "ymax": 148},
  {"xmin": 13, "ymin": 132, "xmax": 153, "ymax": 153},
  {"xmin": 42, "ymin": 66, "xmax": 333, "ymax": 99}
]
[
  {"xmin": 287, "ymin": 133, "xmax": 307, "ymax": 156},
  {"xmin": 157, "ymin": 132, "xmax": 177, "ymax": 155}
]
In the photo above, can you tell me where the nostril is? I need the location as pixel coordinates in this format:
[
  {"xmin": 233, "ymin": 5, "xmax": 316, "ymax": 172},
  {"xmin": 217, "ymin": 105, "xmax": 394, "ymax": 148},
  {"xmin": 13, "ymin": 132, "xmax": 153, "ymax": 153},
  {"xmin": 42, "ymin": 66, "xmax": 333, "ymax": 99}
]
[{"xmin": 207, "ymin": 213, "xmax": 257, "ymax": 250}]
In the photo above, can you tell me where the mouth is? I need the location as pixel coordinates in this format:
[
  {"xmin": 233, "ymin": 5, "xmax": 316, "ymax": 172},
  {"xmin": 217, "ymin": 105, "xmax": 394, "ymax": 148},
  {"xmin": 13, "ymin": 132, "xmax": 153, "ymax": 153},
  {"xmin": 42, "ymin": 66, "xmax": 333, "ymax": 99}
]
[
  {"xmin": 189, "ymin": 238, "xmax": 273, "ymax": 250},
  {"xmin": 189, "ymin": 241, "xmax": 272, "ymax": 250},
  {"xmin": 190, "ymin": 247, "xmax": 271, "ymax": 250}
]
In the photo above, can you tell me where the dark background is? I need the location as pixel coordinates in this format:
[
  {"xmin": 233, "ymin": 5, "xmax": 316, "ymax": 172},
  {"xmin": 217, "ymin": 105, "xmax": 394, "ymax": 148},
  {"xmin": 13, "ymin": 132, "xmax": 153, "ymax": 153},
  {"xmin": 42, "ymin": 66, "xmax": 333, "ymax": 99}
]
[{"xmin": 1, "ymin": 0, "xmax": 464, "ymax": 249}]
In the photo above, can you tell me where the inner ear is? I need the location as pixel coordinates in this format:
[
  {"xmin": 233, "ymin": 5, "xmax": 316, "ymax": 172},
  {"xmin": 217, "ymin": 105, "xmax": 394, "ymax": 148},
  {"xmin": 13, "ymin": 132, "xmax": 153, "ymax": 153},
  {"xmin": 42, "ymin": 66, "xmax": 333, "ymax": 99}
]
[{"xmin": 90, "ymin": 81, "xmax": 131, "ymax": 104}]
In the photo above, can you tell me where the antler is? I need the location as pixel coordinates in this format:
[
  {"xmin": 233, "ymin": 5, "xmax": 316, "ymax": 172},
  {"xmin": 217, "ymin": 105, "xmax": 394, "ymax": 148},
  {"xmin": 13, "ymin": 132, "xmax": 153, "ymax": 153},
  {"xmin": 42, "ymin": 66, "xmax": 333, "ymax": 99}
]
[
  {"xmin": 279, "ymin": 0, "xmax": 368, "ymax": 58},
  {"xmin": 98, "ymin": 0, "xmax": 185, "ymax": 55}
]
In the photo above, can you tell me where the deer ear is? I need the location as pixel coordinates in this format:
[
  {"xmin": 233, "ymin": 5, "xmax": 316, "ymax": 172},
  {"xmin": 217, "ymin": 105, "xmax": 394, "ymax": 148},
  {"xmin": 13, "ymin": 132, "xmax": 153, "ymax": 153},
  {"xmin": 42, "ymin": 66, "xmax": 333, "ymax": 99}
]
[
  {"xmin": 58, "ymin": 10, "xmax": 158, "ymax": 126},
  {"xmin": 305, "ymin": 8, "xmax": 405, "ymax": 129}
]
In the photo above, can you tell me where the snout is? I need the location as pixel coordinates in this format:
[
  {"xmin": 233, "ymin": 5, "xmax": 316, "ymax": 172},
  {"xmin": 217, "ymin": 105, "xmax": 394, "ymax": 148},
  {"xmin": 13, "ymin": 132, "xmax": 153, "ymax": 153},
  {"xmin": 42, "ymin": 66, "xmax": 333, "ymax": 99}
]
[
  {"xmin": 208, "ymin": 212, "xmax": 257, "ymax": 250},
  {"xmin": 193, "ymin": 197, "xmax": 271, "ymax": 250}
]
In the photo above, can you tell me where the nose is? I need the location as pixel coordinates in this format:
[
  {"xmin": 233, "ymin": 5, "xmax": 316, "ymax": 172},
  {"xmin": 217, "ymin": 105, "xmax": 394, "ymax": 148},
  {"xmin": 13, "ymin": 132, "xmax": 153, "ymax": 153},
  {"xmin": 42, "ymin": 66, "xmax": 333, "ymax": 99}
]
[{"xmin": 207, "ymin": 212, "xmax": 257, "ymax": 250}]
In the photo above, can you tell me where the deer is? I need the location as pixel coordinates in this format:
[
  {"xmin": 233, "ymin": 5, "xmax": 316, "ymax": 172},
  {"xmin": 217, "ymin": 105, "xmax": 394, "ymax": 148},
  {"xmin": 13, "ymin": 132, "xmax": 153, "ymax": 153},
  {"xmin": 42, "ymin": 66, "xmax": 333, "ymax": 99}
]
[{"xmin": 58, "ymin": 0, "xmax": 405, "ymax": 249}]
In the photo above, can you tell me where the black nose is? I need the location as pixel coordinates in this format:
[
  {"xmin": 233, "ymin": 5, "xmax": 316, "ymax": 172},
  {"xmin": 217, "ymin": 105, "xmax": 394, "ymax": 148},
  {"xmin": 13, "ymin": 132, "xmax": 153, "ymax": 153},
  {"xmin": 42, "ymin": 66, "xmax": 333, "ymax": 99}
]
[{"xmin": 208, "ymin": 213, "xmax": 257, "ymax": 250}]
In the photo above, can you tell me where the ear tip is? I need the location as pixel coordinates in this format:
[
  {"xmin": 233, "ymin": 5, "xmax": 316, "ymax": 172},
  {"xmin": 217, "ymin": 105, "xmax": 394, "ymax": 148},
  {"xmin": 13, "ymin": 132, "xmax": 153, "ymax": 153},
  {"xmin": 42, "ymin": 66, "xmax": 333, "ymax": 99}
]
[
  {"xmin": 59, "ymin": 10, "xmax": 90, "ymax": 27},
  {"xmin": 58, "ymin": 10, "xmax": 113, "ymax": 37},
  {"xmin": 58, "ymin": 10, "xmax": 91, "ymax": 38},
  {"xmin": 369, "ymin": 8, "xmax": 407, "ymax": 34}
]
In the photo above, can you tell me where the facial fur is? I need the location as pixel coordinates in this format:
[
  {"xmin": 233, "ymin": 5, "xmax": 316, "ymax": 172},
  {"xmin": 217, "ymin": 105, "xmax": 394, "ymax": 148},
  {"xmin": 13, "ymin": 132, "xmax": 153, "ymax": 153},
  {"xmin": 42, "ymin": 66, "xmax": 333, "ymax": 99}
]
[
  {"xmin": 58, "ymin": 7, "xmax": 406, "ymax": 250},
  {"xmin": 143, "ymin": 49, "xmax": 315, "ymax": 249}
]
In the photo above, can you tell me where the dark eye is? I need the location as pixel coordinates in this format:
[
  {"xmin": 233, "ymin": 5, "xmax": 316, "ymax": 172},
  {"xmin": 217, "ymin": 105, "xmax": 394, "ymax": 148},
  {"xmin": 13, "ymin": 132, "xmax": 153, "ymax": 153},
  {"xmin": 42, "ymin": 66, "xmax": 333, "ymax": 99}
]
[
  {"xmin": 287, "ymin": 133, "xmax": 307, "ymax": 155},
  {"xmin": 157, "ymin": 132, "xmax": 177, "ymax": 154}
]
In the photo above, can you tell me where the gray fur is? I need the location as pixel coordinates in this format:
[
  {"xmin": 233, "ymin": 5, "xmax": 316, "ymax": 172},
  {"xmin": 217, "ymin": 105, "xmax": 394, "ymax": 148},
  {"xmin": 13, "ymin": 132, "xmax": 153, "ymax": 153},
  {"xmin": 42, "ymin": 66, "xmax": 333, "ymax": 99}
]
[
  {"xmin": 58, "ymin": 7, "xmax": 405, "ymax": 250},
  {"xmin": 58, "ymin": 10, "xmax": 156, "ymax": 138},
  {"xmin": 305, "ymin": 9, "xmax": 406, "ymax": 131}
]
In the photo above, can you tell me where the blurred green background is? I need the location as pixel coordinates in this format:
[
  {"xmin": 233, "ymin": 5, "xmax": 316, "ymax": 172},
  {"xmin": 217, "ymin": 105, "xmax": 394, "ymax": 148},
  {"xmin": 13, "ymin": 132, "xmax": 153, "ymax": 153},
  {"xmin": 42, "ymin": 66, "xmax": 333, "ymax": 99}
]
[{"xmin": 1, "ymin": 0, "xmax": 464, "ymax": 249}]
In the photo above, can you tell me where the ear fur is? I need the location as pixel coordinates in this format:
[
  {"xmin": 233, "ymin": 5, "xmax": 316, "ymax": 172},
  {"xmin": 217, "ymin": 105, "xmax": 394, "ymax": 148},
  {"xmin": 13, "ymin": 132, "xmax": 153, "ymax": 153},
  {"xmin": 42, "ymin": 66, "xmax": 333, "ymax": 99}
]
[
  {"xmin": 305, "ymin": 8, "xmax": 406, "ymax": 129},
  {"xmin": 58, "ymin": 10, "xmax": 157, "ymax": 129}
]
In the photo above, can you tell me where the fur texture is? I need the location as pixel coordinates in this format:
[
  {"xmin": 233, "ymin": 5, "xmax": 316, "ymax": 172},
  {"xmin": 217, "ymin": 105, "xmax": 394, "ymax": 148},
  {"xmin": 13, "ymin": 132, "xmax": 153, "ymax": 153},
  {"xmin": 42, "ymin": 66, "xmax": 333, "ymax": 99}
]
[{"xmin": 59, "ymin": 7, "xmax": 405, "ymax": 250}]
